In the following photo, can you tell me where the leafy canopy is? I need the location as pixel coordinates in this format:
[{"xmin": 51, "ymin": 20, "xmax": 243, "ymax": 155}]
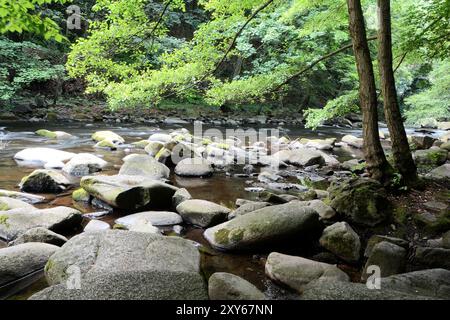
[{"xmin": 0, "ymin": 0, "xmax": 68, "ymax": 41}]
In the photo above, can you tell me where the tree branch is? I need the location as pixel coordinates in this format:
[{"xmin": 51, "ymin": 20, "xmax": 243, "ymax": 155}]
[
  {"xmin": 148, "ymin": 0, "xmax": 173, "ymax": 51},
  {"xmin": 210, "ymin": 0, "xmax": 275, "ymax": 77},
  {"xmin": 165, "ymin": 0, "xmax": 276, "ymax": 98},
  {"xmin": 272, "ymin": 35, "xmax": 378, "ymax": 92}
]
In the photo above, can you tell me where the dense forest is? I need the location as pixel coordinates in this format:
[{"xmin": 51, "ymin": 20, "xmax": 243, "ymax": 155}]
[
  {"xmin": 1, "ymin": 0, "xmax": 448, "ymax": 126},
  {"xmin": 0, "ymin": 0, "xmax": 449, "ymax": 303}
]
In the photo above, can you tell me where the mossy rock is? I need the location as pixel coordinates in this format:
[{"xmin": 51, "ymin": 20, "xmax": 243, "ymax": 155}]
[
  {"xmin": 155, "ymin": 147, "xmax": 172, "ymax": 163},
  {"xmin": 20, "ymin": 169, "xmax": 71, "ymax": 193},
  {"xmin": 201, "ymin": 138, "xmax": 213, "ymax": 146},
  {"xmin": 215, "ymin": 143, "xmax": 230, "ymax": 150},
  {"xmin": 393, "ymin": 206, "xmax": 409, "ymax": 224},
  {"xmin": 204, "ymin": 202, "xmax": 322, "ymax": 251},
  {"xmin": 144, "ymin": 141, "xmax": 164, "ymax": 157},
  {"xmin": 132, "ymin": 140, "xmax": 150, "ymax": 149},
  {"xmin": 94, "ymin": 139, "xmax": 117, "ymax": 150},
  {"xmin": 300, "ymin": 176, "xmax": 330, "ymax": 191},
  {"xmin": 0, "ymin": 214, "xmax": 9, "ymax": 227},
  {"xmin": 92, "ymin": 131, "xmax": 124, "ymax": 144},
  {"xmin": 414, "ymin": 211, "xmax": 450, "ymax": 234},
  {"xmin": 72, "ymin": 188, "xmax": 90, "ymax": 202},
  {"xmin": 297, "ymin": 190, "xmax": 318, "ymax": 201},
  {"xmin": 35, "ymin": 129, "xmax": 57, "ymax": 139},
  {"xmin": 328, "ymin": 178, "xmax": 390, "ymax": 227},
  {"xmin": 414, "ymin": 149, "xmax": 448, "ymax": 167}
]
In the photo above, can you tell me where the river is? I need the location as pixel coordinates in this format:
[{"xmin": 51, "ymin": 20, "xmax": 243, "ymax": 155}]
[{"xmin": 0, "ymin": 121, "xmax": 436, "ymax": 299}]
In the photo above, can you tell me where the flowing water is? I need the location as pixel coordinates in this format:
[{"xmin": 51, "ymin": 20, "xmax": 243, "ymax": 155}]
[{"xmin": 0, "ymin": 121, "xmax": 413, "ymax": 299}]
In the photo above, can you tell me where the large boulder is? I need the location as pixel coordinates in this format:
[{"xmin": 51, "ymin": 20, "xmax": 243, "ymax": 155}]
[
  {"xmin": 302, "ymin": 138, "xmax": 335, "ymax": 151},
  {"xmin": 364, "ymin": 235, "xmax": 409, "ymax": 257},
  {"xmin": 115, "ymin": 211, "xmax": 183, "ymax": 227},
  {"xmin": 427, "ymin": 164, "xmax": 450, "ymax": 181},
  {"xmin": 319, "ymin": 222, "xmax": 361, "ymax": 263},
  {"xmin": 265, "ymin": 252, "xmax": 349, "ymax": 293},
  {"xmin": 328, "ymin": 178, "xmax": 389, "ymax": 227},
  {"xmin": 306, "ymin": 199, "xmax": 336, "ymax": 220},
  {"xmin": 80, "ymin": 175, "xmax": 178, "ymax": 210},
  {"xmin": 341, "ymin": 135, "xmax": 364, "ymax": 149},
  {"xmin": 0, "ymin": 197, "xmax": 34, "ymax": 211},
  {"xmin": 273, "ymin": 149, "xmax": 325, "ymax": 167},
  {"xmin": 174, "ymin": 158, "xmax": 214, "ymax": 177},
  {"xmin": 14, "ymin": 148, "xmax": 75, "ymax": 167},
  {"xmin": 300, "ymin": 279, "xmax": 431, "ymax": 300},
  {"xmin": 62, "ymin": 153, "xmax": 107, "ymax": 176},
  {"xmin": 9, "ymin": 227, "xmax": 68, "ymax": 247},
  {"xmin": 0, "ymin": 243, "xmax": 59, "ymax": 293},
  {"xmin": 176, "ymin": 199, "xmax": 230, "ymax": 228},
  {"xmin": 208, "ymin": 272, "xmax": 265, "ymax": 300},
  {"xmin": 414, "ymin": 148, "xmax": 448, "ymax": 166},
  {"xmin": 381, "ymin": 269, "xmax": 450, "ymax": 299},
  {"xmin": 412, "ymin": 246, "xmax": 450, "ymax": 270},
  {"xmin": 204, "ymin": 202, "xmax": 321, "ymax": 251},
  {"xmin": 91, "ymin": 131, "xmax": 124, "ymax": 144},
  {"xmin": 0, "ymin": 189, "xmax": 44, "ymax": 204},
  {"xmin": 19, "ymin": 169, "xmax": 72, "ymax": 193},
  {"xmin": 0, "ymin": 206, "xmax": 82, "ymax": 241},
  {"xmin": 119, "ymin": 154, "xmax": 170, "ymax": 180},
  {"xmin": 411, "ymin": 135, "xmax": 436, "ymax": 150},
  {"xmin": 361, "ymin": 241, "xmax": 406, "ymax": 281},
  {"xmin": 30, "ymin": 231, "xmax": 208, "ymax": 300},
  {"xmin": 228, "ymin": 201, "xmax": 271, "ymax": 220}
]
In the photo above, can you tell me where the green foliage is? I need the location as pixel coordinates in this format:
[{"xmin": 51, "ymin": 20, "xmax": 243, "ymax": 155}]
[
  {"xmin": 0, "ymin": 37, "xmax": 65, "ymax": 102},
  {"xmin": 58, "ymin": 0, "xmax": 449, "ymax": 127},
  {"xmin": 66, "ymin": 0, "xmax": 191, "ymax": 95},
  {"xmin": 395, "ymin": 0, "xmax": 449, "ymax": 61},
  {"xmin": 304, "ymin": 90, "xmax": 359, "ymax": 129},
  {"xmin": 404, "ymin": 60, "xmax": 450, "ymax": 124},
  {"xmin": 0, "ymin": 0, "xmax": 67, "ymax": 41}
]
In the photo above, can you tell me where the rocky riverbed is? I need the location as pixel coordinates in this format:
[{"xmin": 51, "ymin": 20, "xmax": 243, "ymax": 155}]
[{"xmin": 0, "ymin": 120, "xmax": 449, "ymax": 300}]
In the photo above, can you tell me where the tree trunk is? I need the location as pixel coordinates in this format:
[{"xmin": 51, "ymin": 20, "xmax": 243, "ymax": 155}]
[
  {"xmin": 347, "ymin": 0, "xmax": 392, "ymax": 183},
  {"xmin": 377, "ymin": 0, "xmax": 418, "ymax": 185}
]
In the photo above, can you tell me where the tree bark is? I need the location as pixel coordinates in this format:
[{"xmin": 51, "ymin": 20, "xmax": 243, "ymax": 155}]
[
  {"xmin": 347, "ymin": 0, "xmax": 392, "ymax": 183},
  {"xmin": 377, "ymin": 0, "xmax": 418, "ymax": 185}
]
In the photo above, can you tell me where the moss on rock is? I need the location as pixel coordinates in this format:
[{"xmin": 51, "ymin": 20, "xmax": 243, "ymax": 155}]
[
  {"xmin": 72, "ymin": 188, "xmax": 90, "ymax": 202},
  {"xmin": 35, "ymin": 129, "xmax": 57, "ymax": 139}
]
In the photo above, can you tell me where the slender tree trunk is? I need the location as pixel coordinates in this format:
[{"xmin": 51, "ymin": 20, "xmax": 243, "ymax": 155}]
[
  {"xmin": 347, "ymin": 0, "xmax": 392, "ymax": 183},
  {"xmin": 377, "ymin": 0, "xmax": 418, "ymax": 185}
]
